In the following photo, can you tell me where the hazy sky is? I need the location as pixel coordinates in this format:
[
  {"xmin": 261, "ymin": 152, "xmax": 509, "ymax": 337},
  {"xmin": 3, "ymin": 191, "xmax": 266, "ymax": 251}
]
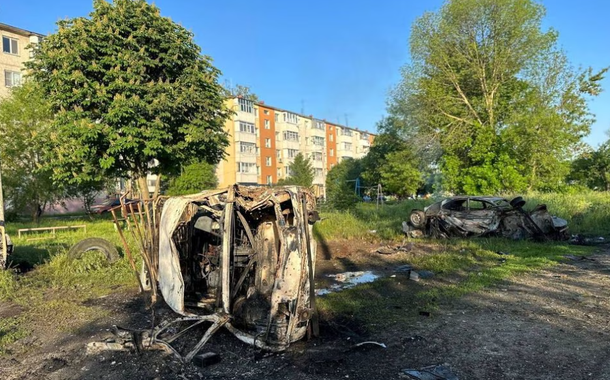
[{"xmin": 2, "ymin": 0, "xmax": 608, "ymax": 146}]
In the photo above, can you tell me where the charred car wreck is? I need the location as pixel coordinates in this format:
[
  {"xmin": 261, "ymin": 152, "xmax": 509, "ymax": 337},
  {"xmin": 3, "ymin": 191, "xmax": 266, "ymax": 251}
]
[
  {"xmin": 147, "ymin": 185, "xmax": 318, "ymax": 361},
  {"xmin": 403, "ymin": 196, "xmax": 568, "ymax": 240}
]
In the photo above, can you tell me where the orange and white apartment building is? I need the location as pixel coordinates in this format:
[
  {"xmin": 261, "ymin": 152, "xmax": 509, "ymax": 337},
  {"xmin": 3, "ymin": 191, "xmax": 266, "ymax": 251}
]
[{"xmin": 216, "ymin": 97, "xmax": 375, "ymax": 196}]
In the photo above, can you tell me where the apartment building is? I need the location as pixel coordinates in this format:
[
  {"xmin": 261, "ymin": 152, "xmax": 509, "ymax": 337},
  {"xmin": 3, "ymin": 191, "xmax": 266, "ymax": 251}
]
[
  {"xmin": 217, "ymin": 97, "xmax": 375, "ymax": 196},
  {"xmin": 0, "ymin": 23, "xmax": 43, "ymax": 99}
]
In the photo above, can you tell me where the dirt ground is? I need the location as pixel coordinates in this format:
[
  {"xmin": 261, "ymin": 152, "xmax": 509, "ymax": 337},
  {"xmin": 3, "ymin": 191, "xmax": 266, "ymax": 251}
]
[{"xmin": 1, "ymin": 241, "xmax": 610, "ymax": 380}]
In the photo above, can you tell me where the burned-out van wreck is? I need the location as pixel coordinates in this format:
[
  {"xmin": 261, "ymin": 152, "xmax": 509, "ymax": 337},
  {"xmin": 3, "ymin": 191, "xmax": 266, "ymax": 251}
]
[{"xmin": 96, "ymin": 186, "xmax": 319, "ymax": 363}]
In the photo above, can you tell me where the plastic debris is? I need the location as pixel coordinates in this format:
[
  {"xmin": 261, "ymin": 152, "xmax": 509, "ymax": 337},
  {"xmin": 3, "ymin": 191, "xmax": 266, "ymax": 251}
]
[
  {"xmin": 193, "ymin": 352, "xmax": 221, "ymax": 368},
  {"xmin": 403, "ymin": 364, "xmax": 459, "ymax": 380},
  {"xmin": 418, "ymin": 270, "xmax": 435, "ymax": 279},
  {"xmin": 354, "ymin": 341, "xmax": 387, "ymax": 349},
  {"xmin": 316, "ymin": 271, "xmax": 380, "ymax": 295}
]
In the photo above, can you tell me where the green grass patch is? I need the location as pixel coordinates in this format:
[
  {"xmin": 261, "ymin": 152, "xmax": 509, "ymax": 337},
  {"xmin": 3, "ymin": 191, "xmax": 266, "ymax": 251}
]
[
  {"xmin": 0, "ymin": 317, "xmax": 29, "ymax": 355},
  {"xmin": 0, "ymin": 215, "xmax": 140, "ymax": 354}
]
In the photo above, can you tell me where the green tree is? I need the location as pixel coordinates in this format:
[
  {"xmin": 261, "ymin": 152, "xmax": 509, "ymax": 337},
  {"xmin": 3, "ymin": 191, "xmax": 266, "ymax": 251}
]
[
  {"xmin": 166, "ymin": 161, "xmax": 218, "ymax": 195},
  {"xmin": 389, "ymin": 0, "xmax": 607, "ymax": 194},
  {"xmin": 361, "ymin": 117, "xmax": 407, "ymax": 186},
  {"xmin": 0, "ymin": 82, "xmax": 112, "ymax": 220},
  {"xmin": 227, "ymin": 83, "xmax": 259, "ymax": 102},
  {"xmin": 277, "ymin": 153, "xmax": 314, "ymax": 187},
  {"xmin": 325, "ymin": 158, "xmax": 363, "ymax": 210},
  {"xmin": 0, "ymin": 83, "xmax": 63, "ymax": 221},
  {"xmin": 379, "ymin": 150, "xmax": 423, "ymax": 198},
  {"xmin": 27, "ymin": 0, "xmax": 232, "ymax": 199},
  {"xmin": 569, "ymin": 142, "xmax": 610, "ymax": 191}
]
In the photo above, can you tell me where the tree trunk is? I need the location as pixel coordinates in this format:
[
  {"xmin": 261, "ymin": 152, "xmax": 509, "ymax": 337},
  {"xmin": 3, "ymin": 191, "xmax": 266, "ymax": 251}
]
[
  {"xmin": 137, "ymin": 176, "xmax": 150, "ymax": 201},
  {"xmin": 32, "ymin": 202, "xmax": 43, "ymax": 224}
]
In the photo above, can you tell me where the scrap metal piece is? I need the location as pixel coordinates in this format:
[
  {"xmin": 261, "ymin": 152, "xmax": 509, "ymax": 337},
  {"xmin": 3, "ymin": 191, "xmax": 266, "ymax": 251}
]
[{"xmin": 403, "ymin": 364, "xmax": 459, "ymax": 380}]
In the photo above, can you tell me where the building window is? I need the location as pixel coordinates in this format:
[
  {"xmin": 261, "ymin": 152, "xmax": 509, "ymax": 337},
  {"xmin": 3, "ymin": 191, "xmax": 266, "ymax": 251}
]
[
  {"xmin": 284, "ymin": 112, "xmax": 298, "ymax": 124},
  {"xmin": 314, "ymin": 121, "xmax": 325, "ymax": 130},
  {"xmin": 237, "ymin": 162, "xmax": 257, "ymax": 173},
  {"xmin": 361, "ymin": 132, "xmax": 369, "ymax": 140},
  {"xmin": 329, "ymin": 134, "xmax": 334, "ymax": 142},
  {"xmin": 264, "ymin": 138, "xmax": 271, "ymax": 148},
  {"xmin": 314, "ymin": 168, "xmax": 323, "ymax": 177},
  {"xmin": 2, "ymin": 36, "xmax": 18, "ymax": 55},
  {"xmin": 312, "ymin": 136, "xmax": 325, "ymax": 146},
  {"xmin": 238, "ymin": 98, "xmax": 254, "ymax": 113},
  {"xmin": 275, "ymin": 113, "xmax": 278, "ymax": 121},
  {"xmin": 329, "ymin": 149, "xmax": 334, "ymax": 157},
  {"xmin": 276, "ymin": 149, "xmax": 281, "ymax": 158},
  {"xmin": 342, "ymin": 142, "xmax": 352, "ymax": 151},
  {"xmin": 239, "ymin": 142, "xmax": 256, "ymax": 154},
  {"xmin": 283, "ymin": 131, "xmax": 299, "ymax": 141},
  {"xmin": 4, "ymin": 70, "xmax": 21, "ymax": 87},
  {"xmin": 266, "ymin": 156, "xmax": 272, "ymax": 167},
  {"xmin": 264, "ymin": 109, "xmax": 269, "ymax": 115},
  {"xmin": 285, "ymin": 167, "xmax": 293, "ymax": 176},
  {"xmin": 147, "ymin": 179, "xmax": 157, "ymax": 188},
  {"xmin": 287, "ymin": 149, "xmax": 299, "ymax": 158},
  {"xmin": 239, "ymin": 121, "xmax": 255, "ymax": 134},
  {"xmin": 311, "ymin": 152, "xmax": 323, "ymax": 161},
  {"xmin": 266, "ymin": 175, "xmax": 272, "ymax": 185},
  {"xmin": 341, "ymin": 128, "xmax": 353, "ymax": 137},
  {"xmin": 264, "ymin": 119, "xmax": 270, "ymax": 129}
]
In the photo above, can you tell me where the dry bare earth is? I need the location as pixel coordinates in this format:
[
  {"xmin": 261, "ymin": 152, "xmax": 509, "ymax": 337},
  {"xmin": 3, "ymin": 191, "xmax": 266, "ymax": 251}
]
[{"xmin": 1, "ymin": 243, "xmax": 610, "ymax": 380}]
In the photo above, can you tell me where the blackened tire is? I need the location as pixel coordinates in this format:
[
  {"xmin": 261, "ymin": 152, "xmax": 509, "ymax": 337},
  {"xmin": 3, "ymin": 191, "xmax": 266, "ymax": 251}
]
[
  {"xmin": 409, "ymin": 210, "xmax": 427, "ymax": 229},
  {"xmin": 510, "ymin": 197, "xmax": 526, "ymax": 209},
  {"xmin": 68, "ymin": 237, "xmax": 120, "ymax": 263}
]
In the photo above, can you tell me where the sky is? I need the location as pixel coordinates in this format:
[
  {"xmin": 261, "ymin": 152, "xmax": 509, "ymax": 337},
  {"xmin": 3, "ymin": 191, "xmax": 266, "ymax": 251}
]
[{"xmin": 1, "ymin": 0, "xmax": 608, "ymax": 146}]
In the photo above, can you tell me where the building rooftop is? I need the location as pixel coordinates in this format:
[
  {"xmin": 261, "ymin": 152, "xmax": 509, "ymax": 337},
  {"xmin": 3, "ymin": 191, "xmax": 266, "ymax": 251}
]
[
  {"xmin": 0, "ymin": 22, "xmax": 44, "ymax": 38},
  {"xmin": 241, "ymin": 97, "xmax": 375, "ymax": 136}
]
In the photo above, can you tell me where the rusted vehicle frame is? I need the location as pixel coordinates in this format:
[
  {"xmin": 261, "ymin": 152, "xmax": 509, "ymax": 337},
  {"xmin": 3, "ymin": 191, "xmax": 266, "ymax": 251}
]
[
  {"xmin": 148, "ymin": 185, "xmax": 318, "ymax": 361},
  {"xmin": 404, "ymin": 196, "xmax": 568, "ymax": 240}
]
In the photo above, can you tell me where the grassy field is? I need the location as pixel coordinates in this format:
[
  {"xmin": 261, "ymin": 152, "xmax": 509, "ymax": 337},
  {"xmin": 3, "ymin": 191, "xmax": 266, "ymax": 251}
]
[{"xmin": 0, "ymin": 192, "xmax": 608, "ymax": 352}]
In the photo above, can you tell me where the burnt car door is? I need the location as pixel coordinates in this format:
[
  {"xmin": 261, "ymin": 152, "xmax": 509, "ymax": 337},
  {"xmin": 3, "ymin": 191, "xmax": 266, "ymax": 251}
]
[{"xmin": 439, "ymin": 198, "xmax": 501, "ymax": 237}]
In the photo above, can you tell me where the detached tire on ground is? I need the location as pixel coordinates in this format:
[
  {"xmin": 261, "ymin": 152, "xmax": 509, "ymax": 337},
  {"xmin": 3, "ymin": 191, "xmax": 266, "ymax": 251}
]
[
  {"xmin": 409, "ymin": 210, "xmax": 427, "ymax": 229},
  {"xmin": 68, "ymin": 237, "xmax": 120, "ymax": 263}
]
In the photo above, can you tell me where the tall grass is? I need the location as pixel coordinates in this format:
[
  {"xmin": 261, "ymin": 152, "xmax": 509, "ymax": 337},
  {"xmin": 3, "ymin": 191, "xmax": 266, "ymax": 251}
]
[
  {"xmin": 525, "ymin": 191, "xmax": 610, "ymax": 236},
  {"xmin": 315, "ymin": 200, "xmax": 432, "ymax": 241}
]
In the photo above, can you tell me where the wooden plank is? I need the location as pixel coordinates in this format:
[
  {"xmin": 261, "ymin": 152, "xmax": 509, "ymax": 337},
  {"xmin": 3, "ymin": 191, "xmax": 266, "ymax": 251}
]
[{"xmin": 18, "ymin": 225, "xmax": 87, "ymax": 238}]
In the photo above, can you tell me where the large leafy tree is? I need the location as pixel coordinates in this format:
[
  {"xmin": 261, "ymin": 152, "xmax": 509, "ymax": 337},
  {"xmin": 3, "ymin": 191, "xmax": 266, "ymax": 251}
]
[
  {"xmin": 0, "ymin": 83, "xmax": 109, "ymax": 221},
  {"xmin": 379, "ymin": 150, "xmax": 423, "ymax": 198},
  {"xmin": 0, "ymin": 83, "xmax": 58, "ymax": 221},
  {"xmin": 278, "ymin": 153, "xmax": 314, "ymax": 187},
  {"xmin": 569, "ymin": 142, "xmax": 610, "ymax": 191},
  {"xmin": 389, "ymin": 0, "xmax": 607, "ymax": 194},
  {"xmin": 27, "ymin": 0, "xmax": 232, "ymax": 199},
  {"xmin": 325, "ymin": 158, "xmax": 364, "ymax": 210}
]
